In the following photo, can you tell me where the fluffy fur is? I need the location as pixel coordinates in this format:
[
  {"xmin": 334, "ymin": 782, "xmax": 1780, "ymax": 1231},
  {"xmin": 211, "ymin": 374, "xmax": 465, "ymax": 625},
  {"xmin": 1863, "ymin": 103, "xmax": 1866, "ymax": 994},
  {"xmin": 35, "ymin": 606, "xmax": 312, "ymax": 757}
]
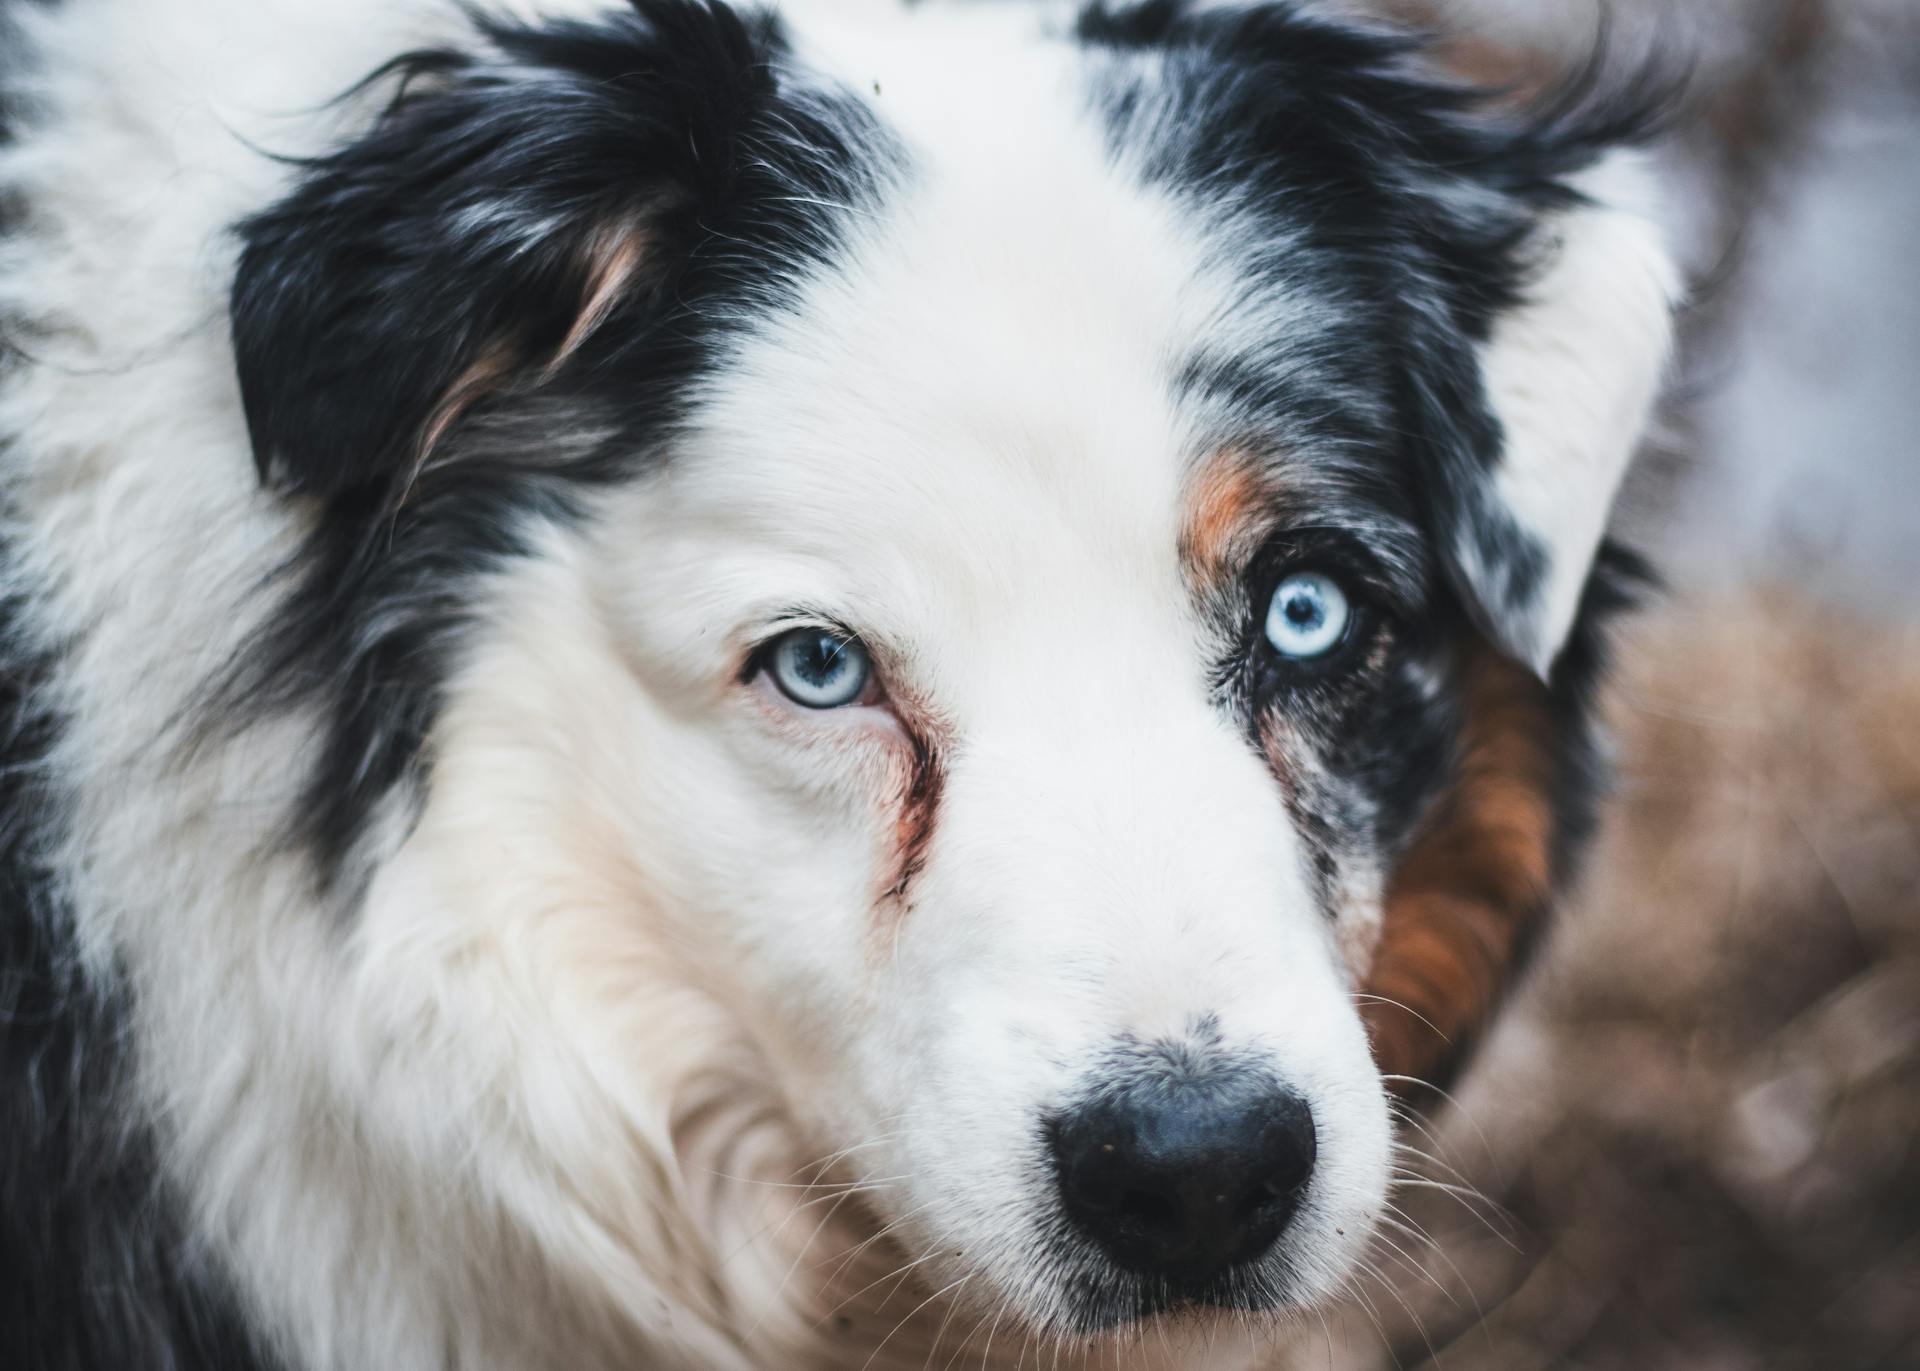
[{"xmin": 0, "ymin": 1, "xmax": 1678, "ymax": 1367}]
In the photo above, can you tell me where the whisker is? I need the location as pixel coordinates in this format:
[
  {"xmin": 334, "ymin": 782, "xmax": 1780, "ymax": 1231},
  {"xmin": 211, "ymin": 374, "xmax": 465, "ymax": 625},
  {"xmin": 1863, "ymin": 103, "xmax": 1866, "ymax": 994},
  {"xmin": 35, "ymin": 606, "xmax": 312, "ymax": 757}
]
[
  {"xmin": 819, "ymin": 1196, "xmax": 941, "ymax": 1292},
  {"xmin": 818, "ymin": 1247, "xmax": 942, "ymax": 1327},
  {"xmin": 1352, "ymin": 995, "xmax": 1452, "ymax": 1050},
  {"xmin": 738, "ymin": 1179, "xmax": 897, "ymax": 1340},
  {"xmin": 1355, "ymin": 1253, "xmax": 1442, "ymax": 1368},
  {"xmin": 1370, "ymin": 1228, "xmax": 1458, "ymax": 1310},
  {"xmin": 1333, "ymin": 1273, "xmax": 1403, "ymax": 1371},
  {"xmin": 1387, "ymin": 1170, "xmax": 1516, "ymax": 1229},
  {"xmin": 859, "ymin": 1272, "xmax": 976, "ymax": 1371},
  {"xmin": 1380, "ymin": 1073, "xmax": 1499, "ymax": 1166}
]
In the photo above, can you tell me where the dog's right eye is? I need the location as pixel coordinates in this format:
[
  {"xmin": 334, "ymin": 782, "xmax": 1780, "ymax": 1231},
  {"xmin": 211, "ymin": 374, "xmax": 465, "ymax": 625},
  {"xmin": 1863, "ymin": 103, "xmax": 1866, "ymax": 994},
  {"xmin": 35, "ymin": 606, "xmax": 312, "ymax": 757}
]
[
  {"xmin": 1265, "ymin": 570, "xmax": 1351, "ymax": 660},
  {"xmin": 766, "ymin": 629, "xmax": 873, "ymax": 709}
]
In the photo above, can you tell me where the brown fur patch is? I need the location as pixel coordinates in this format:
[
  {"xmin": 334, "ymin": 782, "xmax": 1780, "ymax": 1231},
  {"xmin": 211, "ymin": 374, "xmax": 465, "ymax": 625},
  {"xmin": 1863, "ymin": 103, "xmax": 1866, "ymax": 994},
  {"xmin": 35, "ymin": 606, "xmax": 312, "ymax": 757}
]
[
  {"xmin": 1361, "ymin": 642, "xmax": 1558, "ymax": 1094},
  {"xmin": 415, "ymin": 341, "xmax": 521, "ymax": 474},
  {"xmin": 875, "ymin": 731, "xmax": 945, "ymax": 925},
  {"xmin": 1178, "ymin": 448, "xmax": 1279, "ymax": 587},
  {"xmin": 549, "ymin": 223, "xmax": 653, "ymax": 372},
  {"xmin": 407, "ymin": 219, "xmax": 655, "ymax": 491}
]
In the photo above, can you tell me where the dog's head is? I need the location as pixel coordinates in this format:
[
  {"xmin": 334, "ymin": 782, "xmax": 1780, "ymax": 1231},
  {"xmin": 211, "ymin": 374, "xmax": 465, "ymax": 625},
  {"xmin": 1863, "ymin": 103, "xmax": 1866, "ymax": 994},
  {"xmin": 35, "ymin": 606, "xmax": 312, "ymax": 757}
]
[{"xmin": 227, "ymin": 0, "xmax": 1676, "ymax": 1350}]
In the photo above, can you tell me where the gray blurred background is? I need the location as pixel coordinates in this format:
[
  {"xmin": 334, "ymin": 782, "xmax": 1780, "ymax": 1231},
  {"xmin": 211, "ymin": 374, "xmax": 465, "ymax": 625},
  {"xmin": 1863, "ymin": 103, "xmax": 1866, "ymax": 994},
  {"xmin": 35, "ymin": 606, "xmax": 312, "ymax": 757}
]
[
  {"xmin": 1406, "ymin": 0, "xmax": 1920, "ymax": 606},
  {"xmin": 1321, "ymin": 3, "xmax": 1920, "ymax": 1368}
]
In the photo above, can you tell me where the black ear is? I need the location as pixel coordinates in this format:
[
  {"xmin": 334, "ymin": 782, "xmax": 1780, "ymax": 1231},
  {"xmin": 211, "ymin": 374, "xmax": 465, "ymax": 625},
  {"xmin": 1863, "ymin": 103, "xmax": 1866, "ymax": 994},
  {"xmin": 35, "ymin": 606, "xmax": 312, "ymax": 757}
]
[
  {"xmin": 222, "ymin": 0, "xmax": 892, "ymax": 885},
  {"xmin": 230, "ymin": 0, "xmax": 792, "ymax": 503}
]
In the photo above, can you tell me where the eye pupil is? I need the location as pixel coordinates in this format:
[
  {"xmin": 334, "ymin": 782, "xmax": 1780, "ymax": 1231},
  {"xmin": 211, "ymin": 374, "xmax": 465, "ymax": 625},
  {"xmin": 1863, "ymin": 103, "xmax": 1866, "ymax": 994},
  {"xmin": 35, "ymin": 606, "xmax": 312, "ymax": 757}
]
[{"xmin": 794, "ymin": 635, "xmax": 842, "ymax": 685}]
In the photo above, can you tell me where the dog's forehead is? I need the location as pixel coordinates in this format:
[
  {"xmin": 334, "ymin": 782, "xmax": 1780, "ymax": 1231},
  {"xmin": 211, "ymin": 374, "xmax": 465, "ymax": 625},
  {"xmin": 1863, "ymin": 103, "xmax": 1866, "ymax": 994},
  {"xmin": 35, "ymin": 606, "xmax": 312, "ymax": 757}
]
[{"xmin": 652, "ymin": 30, "xmax": 1342, "ymax": 645}]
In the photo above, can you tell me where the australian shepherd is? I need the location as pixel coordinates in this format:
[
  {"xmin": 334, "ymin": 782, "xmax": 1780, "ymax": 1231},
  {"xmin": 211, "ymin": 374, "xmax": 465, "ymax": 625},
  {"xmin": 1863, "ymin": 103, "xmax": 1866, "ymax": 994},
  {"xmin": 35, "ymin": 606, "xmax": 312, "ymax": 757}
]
[{"xmin": 0, "ymin": 0, "xmax": 1679, "ymax": 1367}]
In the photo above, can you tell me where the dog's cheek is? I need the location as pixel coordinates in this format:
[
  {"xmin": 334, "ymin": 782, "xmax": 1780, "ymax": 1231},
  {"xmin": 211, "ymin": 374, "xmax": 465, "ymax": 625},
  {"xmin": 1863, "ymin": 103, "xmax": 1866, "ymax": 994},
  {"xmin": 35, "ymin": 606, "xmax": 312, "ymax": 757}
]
[
  {"xmin": 1252, "ymin": 649, "xmax": 1456, "ymax": 983},
  {"xmin": 1258, "ymin": 717, "xmax": 1382, "ymax": 976}
]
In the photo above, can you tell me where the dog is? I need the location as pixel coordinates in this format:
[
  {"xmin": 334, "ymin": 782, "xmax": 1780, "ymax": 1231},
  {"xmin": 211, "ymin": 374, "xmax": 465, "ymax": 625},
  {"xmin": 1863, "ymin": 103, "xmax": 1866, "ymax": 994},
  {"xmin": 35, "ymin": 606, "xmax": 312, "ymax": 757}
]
[{"xmin": 0, "ymin": 1, "xmax": 1679, "ymax": 1367}]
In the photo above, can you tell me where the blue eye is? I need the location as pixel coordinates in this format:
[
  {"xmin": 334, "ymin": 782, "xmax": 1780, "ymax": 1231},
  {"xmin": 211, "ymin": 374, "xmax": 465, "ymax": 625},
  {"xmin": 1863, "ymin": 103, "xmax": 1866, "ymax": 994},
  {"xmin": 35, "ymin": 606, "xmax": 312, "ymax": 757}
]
[
  {"xmin": 1264, "ymin": 571, "xmax": 1350, "ymax": 660},
  {"xmin": 768, "ymin": 628, "xmax": 872, "ymax": 708}
]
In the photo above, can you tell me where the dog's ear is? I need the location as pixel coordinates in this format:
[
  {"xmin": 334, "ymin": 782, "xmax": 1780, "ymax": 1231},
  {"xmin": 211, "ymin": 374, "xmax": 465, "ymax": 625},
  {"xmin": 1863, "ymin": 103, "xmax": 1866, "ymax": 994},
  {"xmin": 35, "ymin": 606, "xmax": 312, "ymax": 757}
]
[
  {"xmin": 1416, "ymin": 147, "xmax": 1680, "ymax": 679},
  {"xmin": 230, "ymin": 0, "xmax": 790, "ymax": 503}
]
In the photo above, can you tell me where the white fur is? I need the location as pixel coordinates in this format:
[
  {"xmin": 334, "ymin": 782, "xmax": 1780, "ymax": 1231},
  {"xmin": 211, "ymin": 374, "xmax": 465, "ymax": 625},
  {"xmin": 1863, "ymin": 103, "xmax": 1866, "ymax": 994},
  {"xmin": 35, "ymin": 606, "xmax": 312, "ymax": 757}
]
[{"xmin": 1473, "ymin": 150, "xmax": 1682, "ymax": 676}]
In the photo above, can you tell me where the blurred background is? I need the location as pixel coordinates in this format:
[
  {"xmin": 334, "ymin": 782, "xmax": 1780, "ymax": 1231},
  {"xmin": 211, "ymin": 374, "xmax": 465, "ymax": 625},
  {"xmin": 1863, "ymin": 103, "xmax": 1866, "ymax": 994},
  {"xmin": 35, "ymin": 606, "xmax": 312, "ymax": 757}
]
[{"xmin": 1321, "ymin": 2, "xmax": 1920, "ymax": 1367}]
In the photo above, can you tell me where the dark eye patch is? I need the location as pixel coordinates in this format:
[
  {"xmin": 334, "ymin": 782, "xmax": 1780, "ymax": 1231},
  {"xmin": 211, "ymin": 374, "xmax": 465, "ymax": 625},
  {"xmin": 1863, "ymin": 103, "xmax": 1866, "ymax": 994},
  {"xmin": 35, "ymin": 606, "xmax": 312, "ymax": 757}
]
[
  {"xmin": 1220, "ymin": 528, "xmax": 1410, "ymax": 699},
  {"xmin": 1190, "ymin": 517, "xmax": 1461, "ymax": 926}
]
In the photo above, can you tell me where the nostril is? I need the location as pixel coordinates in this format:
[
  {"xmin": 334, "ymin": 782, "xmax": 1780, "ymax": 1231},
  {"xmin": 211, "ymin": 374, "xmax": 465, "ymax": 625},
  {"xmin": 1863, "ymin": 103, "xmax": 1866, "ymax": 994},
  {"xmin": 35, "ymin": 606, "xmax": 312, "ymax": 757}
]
[
  {"xmin": 1258, "ymin": 1107, "xmax": 1317, "ymax": 1198},
  {"xmin": 1254, "ymin": 1175, "xmax": 1291, "ymax": 1208},
  {"xmin": 1246, "ymin": 1176, "xmax": 1287, "ymax": 1211}
]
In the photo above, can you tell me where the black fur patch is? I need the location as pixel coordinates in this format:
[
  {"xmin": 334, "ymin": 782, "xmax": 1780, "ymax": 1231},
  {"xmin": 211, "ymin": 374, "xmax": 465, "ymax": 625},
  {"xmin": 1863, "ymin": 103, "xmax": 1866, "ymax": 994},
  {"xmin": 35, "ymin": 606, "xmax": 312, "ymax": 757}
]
[
  {"xmin": 225, "ymin": 0, "xmax": 901, "ymax": 888},
  {"xmin": 1085, "ymin": 0, "xmax": 1669, "ymax": 926},
  {"xmin": 1081, "ymin": 0, "xmax": 1673, "ymax": 667},
  {"xmin": 1540, "ymin": 539, "xmax": 1652, "ymax": 890},
  {"xmin": 0, "ymin": 557, "xmax": 273, "ymax": 1369}
]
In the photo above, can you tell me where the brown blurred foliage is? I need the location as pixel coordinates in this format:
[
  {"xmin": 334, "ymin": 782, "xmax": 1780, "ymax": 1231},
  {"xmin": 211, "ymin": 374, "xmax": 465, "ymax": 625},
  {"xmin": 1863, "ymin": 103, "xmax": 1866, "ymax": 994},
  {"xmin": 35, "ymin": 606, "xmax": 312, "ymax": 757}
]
[
  {"xmin": 1308, "ymin": 5, "xmax": 1920, "ymax": 1366},
  {"xmin": 1341, "ymin": 597, "xmax": 1920, "ymax": 1371}
]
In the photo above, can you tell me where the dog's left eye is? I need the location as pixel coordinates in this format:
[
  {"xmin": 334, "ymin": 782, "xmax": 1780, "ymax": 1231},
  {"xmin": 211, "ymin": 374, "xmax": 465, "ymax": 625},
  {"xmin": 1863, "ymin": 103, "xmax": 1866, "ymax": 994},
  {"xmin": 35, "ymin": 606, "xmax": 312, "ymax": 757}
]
[{"xmin": 767, "ymin": 628, "xmax": 873, "ymax": 708}]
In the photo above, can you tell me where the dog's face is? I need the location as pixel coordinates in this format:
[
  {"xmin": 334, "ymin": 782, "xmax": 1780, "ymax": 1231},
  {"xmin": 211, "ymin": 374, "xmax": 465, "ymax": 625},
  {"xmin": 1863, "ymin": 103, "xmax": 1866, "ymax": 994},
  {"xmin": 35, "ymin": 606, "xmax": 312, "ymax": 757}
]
[
  {"xmin": 602, "ymin": 162, "xmax": 1399, "ymax": 1323},
  {"xmin": 226, "ymin": 0, "xmax": 1676, "ymax": 1350}
]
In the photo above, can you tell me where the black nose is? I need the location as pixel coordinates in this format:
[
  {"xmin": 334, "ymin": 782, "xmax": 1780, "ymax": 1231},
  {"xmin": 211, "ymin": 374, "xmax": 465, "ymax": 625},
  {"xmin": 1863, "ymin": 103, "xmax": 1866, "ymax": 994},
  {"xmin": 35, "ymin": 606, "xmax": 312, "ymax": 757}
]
[{"xmin": 1050, "ymin": 1082, "xmax": 1316, "ymax": 1281}]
